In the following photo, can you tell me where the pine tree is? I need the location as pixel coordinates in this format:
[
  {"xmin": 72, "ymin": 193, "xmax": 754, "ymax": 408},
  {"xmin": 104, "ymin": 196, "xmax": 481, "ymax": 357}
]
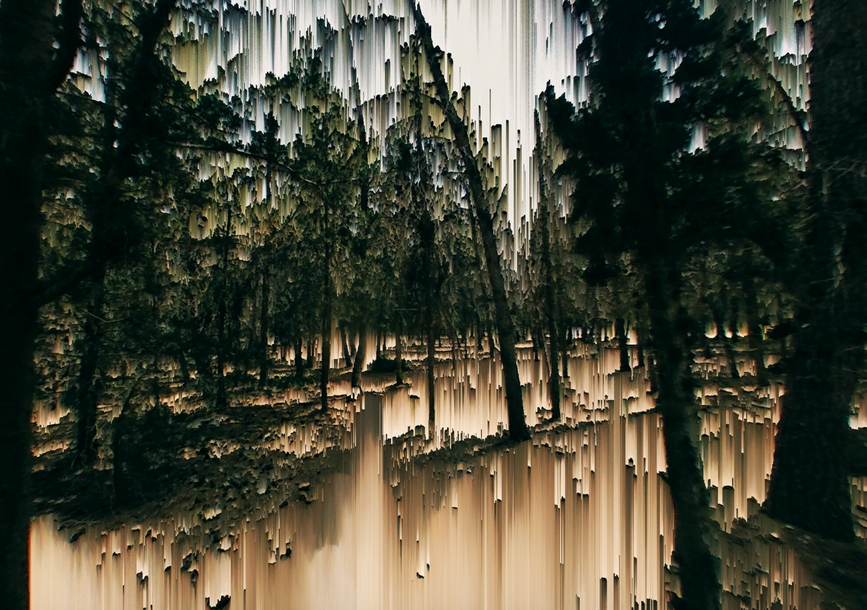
[
  {"xmin": 765, "ymin": 0, "xmax": 867, "ymax": 543},
  {"xmin": 547, "ymin": 1, "xmax": 783, "ymax": 607}
]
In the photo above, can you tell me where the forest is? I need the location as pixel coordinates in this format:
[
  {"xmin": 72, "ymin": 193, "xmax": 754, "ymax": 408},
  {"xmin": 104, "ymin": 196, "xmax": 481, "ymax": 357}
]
[{"xmin": 1, "ymin": 0, "xmax": 866, "ymax": 609}]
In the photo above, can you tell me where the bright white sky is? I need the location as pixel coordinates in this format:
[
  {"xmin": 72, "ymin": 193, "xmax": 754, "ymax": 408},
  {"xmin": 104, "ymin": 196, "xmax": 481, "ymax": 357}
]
[{"xmin": 172, "ymin": 0, "xmax": 585, "ymax": 235}]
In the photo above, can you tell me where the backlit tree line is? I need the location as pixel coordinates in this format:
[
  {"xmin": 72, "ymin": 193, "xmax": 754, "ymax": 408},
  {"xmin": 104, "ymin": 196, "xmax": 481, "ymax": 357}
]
[{"xmin": 1, "ymin": 1, "xmax": 865, "ymax": 609}]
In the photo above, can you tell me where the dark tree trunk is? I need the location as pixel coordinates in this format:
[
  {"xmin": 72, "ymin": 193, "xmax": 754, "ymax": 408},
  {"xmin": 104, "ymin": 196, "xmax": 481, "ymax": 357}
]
[
  {"xmin": 765, "ymin": 0, "xmax": 867, "ymax": 542},
  {"xmin": 533, "ymin": 110, "xmax": 562, "ymax": 421},
  {"xmin": 644, "ymin": 266, "xmax": 721, "ymax": 610},
  {"xmin": 395, "ymin": 321, "xmax": 404, "ymax": 386},
  {"xmin": 307, "ymin": 334, "xmax": 315, "ymax": 370},
  {"xmin": 340, "ymin": 323, "xmax": 353, "ymax": 368},
  {"xmin": 321, "ymin": 200, "xmax": 332, "ymax": 413},
  {"xmin": 412, "ymin": 3, "xmax": 529, "ymax": 442},
  {"xmin": 320, "ymin": 322, "xmax": 330, "ymax": 412},
  {"xmin": 320, "ymin": 275, "xmax": 331, "ymax": 413},
  {"xmin": 426, "ymin": 311, "xmax": 437, "ymax": 433},
  {"xmin": 258, "ymin": 269, "xmax": 269, "ymax": 385},
  {"xmin": 0, "ymin": 3, "xmax": 57, "ymax": 606},
  {"xmin": 215, "ymin": 290, "xmax": 227, "ymax": 410},
  {"xmin": 615, "ymin": 317, "xmax": 631, "ymax": 373},
  {"xmin": 295, "ymin": 335, "xmax": 304, "ymax": 379},
  {"xmin": 75, "ymin": 280, "xmax": 106, "ymax": 467},
  {"xmin": 352, "ymin": 325, "xmax": 366, "ymax": 388}
]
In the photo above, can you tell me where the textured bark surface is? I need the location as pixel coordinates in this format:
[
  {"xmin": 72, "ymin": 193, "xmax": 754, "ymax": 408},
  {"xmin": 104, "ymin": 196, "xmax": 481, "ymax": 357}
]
[
  {"xmin": 644, "ymin": 267, "xmax": 721, "ymax": 610},
  {"xmin": 412, "ymin": 2, "xmax": 529, "ymax": 441},
  {"xmin": 765, "ymin": 0, "xmax": 867, "ymax": 542},
  {"xmin": 0, "ymin": 2, "xmax": 58, "ymax": 607}
]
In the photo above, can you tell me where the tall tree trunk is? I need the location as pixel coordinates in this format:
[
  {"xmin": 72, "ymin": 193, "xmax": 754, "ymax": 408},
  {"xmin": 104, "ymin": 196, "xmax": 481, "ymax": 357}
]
[
  {"xmin": 215, "ymin": 215, "xmax": 230, "ymax": 412},
  {"xmin": 340, "ymin": 323, "xmax": 353, "ymax": 368},
  {"xmin": 320, "ymin": 282, "xmax": 332, "ymax": 413},
  {"xmin": 75, "ymin": 279, "xmax": 106, "ymax": 467},
  {"xmin": 258, "ymin": 269, "xmax": 269, "ymax": 385},
  {"xmin": 295, "ymin": 335, "xmax": 304, "ymax": 379},
  {"xmin": 426, "ymin": 310, "xmax": 437, "ymax": 433},
  {"xmin": 0, "ymin": 2, "xmax": 58, "ymax": 606},
  {"xmin": 615, "ymin": 317, "xmax": 631, "ymax": 373},
  {"xmin": 765, "ymin": 0, "xmax": 867, "ymax": 542},
  {"xmin": 307, "ymin": 334, "xmax": 315, "ymax": 369},
  {"xmin": 352, "ymin": 325, "xmax": 366, "ymax": 388},
  {"xmin": 412, "ymin": 3, "xmax": 529, "ymax": 441},
  {"xmin": 645, "ymin": 266, "xmax": 721, "ymax": 610},
  {"xmin": 320, "ymin": 203, "xmax": 332, "ymax": 413},
  {"xmin": 535, "ymin": 112, "xmax": 562, "ymax": 421},
  {"xmin": 395, "ymin": 319, "xmax": 404, "ymax": 386}
]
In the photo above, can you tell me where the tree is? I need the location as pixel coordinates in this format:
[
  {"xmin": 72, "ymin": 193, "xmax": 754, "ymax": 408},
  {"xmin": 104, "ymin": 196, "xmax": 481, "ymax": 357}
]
[
  {"xmin": 547, "ymin": 1, "xmax": 783, "ymax": 607},
  {"xmin": 765, "ymin": 0, "xmax": 867, "ymax": 542},
  {"xmin": 411, "ymin": 2, "xmax": 530, "ymax": 442},
  {"xmin": 0, "ymin": 0, "xmax": 177, "ymax": 605}
]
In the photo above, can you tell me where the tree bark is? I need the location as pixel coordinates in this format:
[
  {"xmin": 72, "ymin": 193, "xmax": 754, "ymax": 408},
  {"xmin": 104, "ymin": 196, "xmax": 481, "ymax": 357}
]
[
  {"xmin": 395, "ymin": 320, "xmax": 404, "ymax": 386},
  {"xmin": 295, "ymin": 335, "xmax": 304, "ymax": 379},
  {"xmin": 412, "ymin": 3, "xmax": 529, "ymax": 441},
  {"xmin": 0, "ymin": 2, "xmax": 57, "ymax": 605},
  {"xmin": 615, "ymin": 317, "xmax": 630, "ymax": 373},
  {"xmin": 258, "ymin": 269, "xmax": 269, "ymax": 385},
  {"xmin": 426, "ymin": 310, "xmax": 437, "ymax": 433},
  {"xmin": 644, "ymin": 267, "xmax": 721, "ymax": 610},
  {"xmin": 765, "ymin": 0, "xmax": 867, "ymax": 542},
  {"xmin": 352, "ymin": 325, "xmax": 366, "ymax": 388},
  {"xmin": 75, "ymin": 279, "xmax": 106, "ymax": 467},
  {"xmin": 535, "ymin": 112, "xmax": 562, "ymax": 421},
  {"xmin": 340, "ymin": 323, "xmax": 353, "ymax": 368}
]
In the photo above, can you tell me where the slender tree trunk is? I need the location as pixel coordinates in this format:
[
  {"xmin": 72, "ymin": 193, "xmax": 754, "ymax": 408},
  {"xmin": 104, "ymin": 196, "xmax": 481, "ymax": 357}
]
[
  {"xmin": 644, "ymin": 266, "xmax": 720, "ymax": 610},
  {"xmin": 307, "ymin": 334, "xmax": 315, "ymax": 370},
  {"xmin": 215, "ymin": 292, "xmax": 227, "ymax": 410},
  {"xmin": 258, "ymin": 269, "xmax": 269, "ymax": 385},
  {"xmin": 426, "ymin": 310, "xmax": 436, "ymax": 433},
  {"xmin": 412, "ymin": 3, "xmax": 529, "ymax": 441},
  {"xmin": 320, "ymin": 321, "xmax": 330, "ymax": 412},
  {"xmin": 395, "ymin": 319, "xmax": 404, "ymax": 386},
  {"xmin": 295, "ymin": 335, "xmax": 304, "ymax": 379},
  {"xmin": 615, "ymin": 317, "xmax": 631, "ymax": 373},
  {"xmin": 340, "ymin": 323, "xmax": 353, "ymax": 368},
  {"xmin": 320, "ymin": 276, "xmax": 332, "ymax": 413},
  {"xmin": 765, "ymin": 0, "xmax": 867, "ymax": 542},
  {"xmin": 75, "ymin": 279, "xmax": 106, "ymax": 466},
  {"xmin": 215, "ymin": 223, "xmax": 230, "ymax": 412},
  {"xmin": 535, "ymin": 111, "xmax": 562, "ymax": 420},
  {"xmin": 352, "ymin": 325, "xmax": 366, "ymax": 388}
]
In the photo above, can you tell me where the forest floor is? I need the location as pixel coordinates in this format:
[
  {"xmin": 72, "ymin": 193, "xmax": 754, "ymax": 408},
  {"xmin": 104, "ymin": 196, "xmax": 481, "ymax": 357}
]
[{"xmin": 30, "ymin": 353, "xmax": 867, "ymax": 609}]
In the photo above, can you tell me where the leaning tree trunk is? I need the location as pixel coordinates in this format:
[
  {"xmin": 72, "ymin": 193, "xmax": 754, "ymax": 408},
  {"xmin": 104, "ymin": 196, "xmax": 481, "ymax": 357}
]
[
  {"xmin": 412, "ymin": 3, "xmax": 529, "ymax": 441},
  {"xmin": 645, "ymin": 265, "xmax": 720, "ymax": 610},
  {"xmin": 765, "ymin": 0, "xmax": 867, "ymax": 542}
]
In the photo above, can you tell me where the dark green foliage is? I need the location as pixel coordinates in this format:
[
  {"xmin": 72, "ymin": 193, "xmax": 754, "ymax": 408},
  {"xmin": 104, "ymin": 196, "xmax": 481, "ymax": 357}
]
[{"xmin": 545, "ymin": 2, "xmax": 789, "ymax": 608}]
